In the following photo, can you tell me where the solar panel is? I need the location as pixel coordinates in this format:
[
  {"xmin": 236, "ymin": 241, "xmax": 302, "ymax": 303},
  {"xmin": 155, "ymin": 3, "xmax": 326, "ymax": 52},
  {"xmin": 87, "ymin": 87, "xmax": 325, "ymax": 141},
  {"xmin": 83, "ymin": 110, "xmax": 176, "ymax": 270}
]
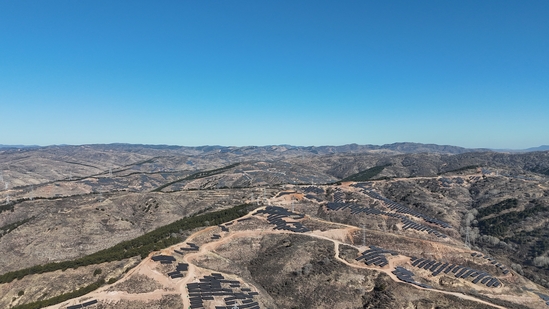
[
  {"xmin": 485, "ymin": 278, "xmax": 496, "ymax": 287},
  {"xmin": 451, "ymin": 266, "xmax": 462, "ymax": 273},
  {"xmin": 436, "ymin": 263, "xmax": 448, "ymax": 272},
  {"xmin": 423, "ymin": 261, "xmax": 436, "ymax": 270},
  {"xmin": 455, "ymin": 268, "xmax": 467, "ymax": 278},
  {"xmin": 151, "ymin": 255, "xmax": 176, "ymax": 262},
  {"xmin": 472, "ymin": 274, "xmax": 486, "ymax": 284},
  {"xmin": 82, "ymin": 299, "xmax": 98, "ymax": 307},
  {"xmin": 430, "ymin": 262, "xmax": 441, "ymax": 272},
  {"xmin": 460, "ymin": 270, "xmax": 473, "ymax": 278},
  {"xmin": 411, "ymin": 258, "xmax": 424, "ymax": 266}
]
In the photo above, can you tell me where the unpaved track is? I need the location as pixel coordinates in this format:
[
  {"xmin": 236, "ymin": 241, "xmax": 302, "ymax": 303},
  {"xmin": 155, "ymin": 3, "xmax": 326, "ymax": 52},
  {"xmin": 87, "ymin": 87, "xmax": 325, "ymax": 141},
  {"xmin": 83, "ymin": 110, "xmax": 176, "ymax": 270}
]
[
  {"xmin": 47, "ymin": 205, "xmax": 512, "ymax": 309},
  {"xmin": 312, "ymin": 234, "xmax": 507, "ymax": 309}
]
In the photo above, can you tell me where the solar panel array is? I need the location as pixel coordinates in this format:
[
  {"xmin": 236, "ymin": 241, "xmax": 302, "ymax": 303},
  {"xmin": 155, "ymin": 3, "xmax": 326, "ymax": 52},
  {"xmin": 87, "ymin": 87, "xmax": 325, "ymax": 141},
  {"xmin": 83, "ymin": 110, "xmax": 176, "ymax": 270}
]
[
  {"xmin": 187, "ymin": 273, "xmax": 260, "ymax": 309},
  {"xmin": 151, "ymin": 255, "xmax": 188, "ymax": 279},
  {"xmin": 535, "ymin": 292, "xmax": 549, "ymax": 306},
  {"xmin": 355, "ymin": 246, "xmax": 398, "ymax": 267},
  {"xmin": 400, "ymin": 217, "xmax": 447, "ymax": 238},
  {"xmin": 523, "ymin": 287, "xmax": 549, "ymax": 306},
  {"xmin": 255, "ymin": 206, "xmax": 309, "ymax": 233},
  {"xmin": 392, "ymin": 266, "xmax": 431, "ymax": 289},
  {"xmin": 326, "ymin": 202, "xmax": 448, "ymax": 238},
  {"xmin": 304, "ymin": 194, "xmax": 323, "ymax": 202},
  {"xmin": 362, "ymin": 189, "xmax": 452, "ymax": 229},
  {"xmin": 303, "ymin": 186, "xmax": 324, "ymax": 195},
  {"xmin": 471, "ymin": 252, "xmax": 510, "ymax": 275},
  {"xmin": 176, "ymin": 242, "xmax": 200, "ymax": 255},
  {"xmin": 151, "ymin": 255, "xmax": 176, "ymax": 264},
  {"xmin": 167, "ymin": 263, "xmax": 189, "ymax": 279},
  {"xmin": 410, "ymin": 257, "xmax": 501, "ymax": 288},
  {"xmin": 333, "ymin": 190, "xmax": 345, "ymax": 203},
  {"xmin": 66, "ymin": 299, "xmax": 98, "ymax": 309}
]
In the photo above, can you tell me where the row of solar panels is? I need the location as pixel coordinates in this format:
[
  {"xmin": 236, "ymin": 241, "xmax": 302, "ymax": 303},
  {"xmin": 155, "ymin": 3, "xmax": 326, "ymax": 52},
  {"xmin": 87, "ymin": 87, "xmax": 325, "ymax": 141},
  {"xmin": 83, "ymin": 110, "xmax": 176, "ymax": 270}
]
[
  {"xmin": 302, "ymin": 186, "xmax": 324, "ymax": 195},
  {"xmin": 151, "ymin": 254, "xmax": 176, "ymax": 264},
  {"xmin": 471, "ymin": 252, "xmax": 510, "ymax": 274},
  {"xmin": 326, "ymin": 202, "xmax": 448, "ymax": 238},
  {"xmin": 256, "ymin": 206, "xmax": 310, "ymax": 233},
  {"xmin": 176, "ymin": 242, "xmax": 200, "ymax": 254},
  {"xmin": 167, "ymin": 263, "xmax": 188, "ymax": 279},
  {"xmin": 392, "ymin": 266, "xmax": 431, "ymax": 289},
  {"xmin": 187, "ymin": 273, "xmax": 260, "ymax": 309},
  {"xmin": 362, "ymin": 189, "xmax": 452, "ymax": 229},
  {"xmin": 66, "ymin": 299, "xmax": 97, "ymax": 309},
  {"xmin": 521, "ymin": 287, "xmax": 549, "ymax": 306},
  {"xmin": 256, "ymin": 206, "xmax": 304, "ymax": 218},
  {"xmin": 535, "ymin": 292, "xmax": 549, "ymax": 306},
  {"xmin": 304, "ymin": 194, "xmax": 323, "ymax": 202},
  {"xmin": 355, "ymin": 246, "xmax": 398, "ymax": 268},
  {"xmin": 268, "ymin": 215, "xmax": 309, "ymax": 233},
  {"xmin": 400, "ymin": 217, "xmax": 447, "ymax": 238},
  {"xmin": 333, "ymin": 191, "xmax": 345, "ymax": 203},
  {"xmin": 410, "ymin": 257, "xmax": 501, "ymax": 287},
  {"xmin": 214, "ymin": 299, "xmax": 259, "ymax": 309},
  {"xmin": 151, "ymin": 254, "xmax": 189, "ymax": 279}
]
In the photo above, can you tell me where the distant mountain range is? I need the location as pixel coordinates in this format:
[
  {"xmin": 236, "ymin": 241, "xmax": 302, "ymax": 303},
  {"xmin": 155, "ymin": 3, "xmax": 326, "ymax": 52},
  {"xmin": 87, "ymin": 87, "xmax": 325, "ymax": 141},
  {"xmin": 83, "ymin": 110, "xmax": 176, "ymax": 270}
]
[
  {"xmin": 0, "ymin": 143, "xmax": 547, "ymax": 153},
  {"xmin": 525, "ymin": 145, "xmax": 549, "ymax": 151},
  {"xmin": 491, "ymin": 145, "xmax": 549, "ymax": 153},
  {"xmin": 0, "ymin": 144, "xmax": 39, "ymax": 149}
]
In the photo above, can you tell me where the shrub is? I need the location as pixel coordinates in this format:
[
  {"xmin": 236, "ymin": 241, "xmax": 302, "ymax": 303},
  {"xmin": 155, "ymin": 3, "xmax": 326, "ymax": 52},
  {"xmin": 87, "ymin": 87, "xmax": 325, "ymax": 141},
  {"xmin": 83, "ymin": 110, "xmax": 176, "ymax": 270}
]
[
  {"xmin": 93, "ymin": 268, "xmax": 102, "ymax": 276},
  {"xmin": 511, "ymin": 263, "xmax": 524, "ymax": 275},
  {"xmin": 533, "ymin": 256, "xmax": 549, "ymax": 268}
]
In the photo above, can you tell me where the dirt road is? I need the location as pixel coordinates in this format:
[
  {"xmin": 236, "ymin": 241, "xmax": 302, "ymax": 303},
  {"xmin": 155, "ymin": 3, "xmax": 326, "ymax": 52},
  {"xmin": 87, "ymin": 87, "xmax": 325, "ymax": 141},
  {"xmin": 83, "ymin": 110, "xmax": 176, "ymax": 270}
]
[{"xmin": 45, "ymin": 205, "xmax": 525, "ymax": 309}]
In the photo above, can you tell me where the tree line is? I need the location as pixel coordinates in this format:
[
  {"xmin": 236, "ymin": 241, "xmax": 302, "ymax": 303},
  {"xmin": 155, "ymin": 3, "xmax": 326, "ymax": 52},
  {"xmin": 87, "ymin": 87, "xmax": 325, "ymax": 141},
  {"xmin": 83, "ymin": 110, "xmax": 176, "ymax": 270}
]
[
  {"xmin": 11, "ymin": 279, "xmax": 104, "ymax": 309},
  {"xmin": 0, "ymin": 203, "xmax": 255, "ymax": 284},
  {"xmin": 151, "ymin": 163, "xmax": 240, "ymax": 192}
]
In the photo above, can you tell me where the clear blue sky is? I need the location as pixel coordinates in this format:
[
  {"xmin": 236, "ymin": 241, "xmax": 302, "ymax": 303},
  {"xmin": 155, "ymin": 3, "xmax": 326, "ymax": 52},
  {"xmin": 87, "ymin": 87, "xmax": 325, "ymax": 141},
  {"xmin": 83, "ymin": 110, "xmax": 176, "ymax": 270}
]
[{"xmin": 1, "ymin": 1, "xmax": 547, "ymax": 149}]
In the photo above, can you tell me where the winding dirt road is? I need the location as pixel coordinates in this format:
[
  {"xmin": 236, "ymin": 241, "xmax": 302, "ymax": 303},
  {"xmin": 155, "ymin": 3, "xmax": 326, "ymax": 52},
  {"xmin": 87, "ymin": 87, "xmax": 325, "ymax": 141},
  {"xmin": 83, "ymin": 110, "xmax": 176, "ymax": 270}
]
[{"xmin": 46, "ymin": 206, "xmax": 525, "ymax": 309}]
